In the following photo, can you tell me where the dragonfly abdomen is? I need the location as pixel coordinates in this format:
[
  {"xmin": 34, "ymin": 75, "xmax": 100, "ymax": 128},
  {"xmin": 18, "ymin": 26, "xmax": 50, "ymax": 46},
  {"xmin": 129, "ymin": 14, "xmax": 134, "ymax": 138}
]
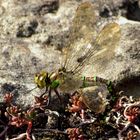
[{"xmin": 82, "ymin": 76, "xmax": 108, "ymax": 87}]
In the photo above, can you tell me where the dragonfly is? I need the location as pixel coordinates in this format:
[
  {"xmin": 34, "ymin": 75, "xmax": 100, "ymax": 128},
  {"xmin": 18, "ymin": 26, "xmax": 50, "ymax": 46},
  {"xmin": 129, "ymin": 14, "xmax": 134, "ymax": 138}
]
[
  {"xmin": 0, "ymin": 2, "xmax": 120, "ymax": 113},
  {"xmin": 33, "ymin": 2, "xmax": 121, "ymax": 112}
]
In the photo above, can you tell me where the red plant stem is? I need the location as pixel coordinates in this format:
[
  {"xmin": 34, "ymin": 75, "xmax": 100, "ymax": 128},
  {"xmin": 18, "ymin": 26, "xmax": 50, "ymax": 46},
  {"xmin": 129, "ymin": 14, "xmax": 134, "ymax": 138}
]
[{"xmin": 26, "ymin": 121, "xmax": 32, "ymax": 140}]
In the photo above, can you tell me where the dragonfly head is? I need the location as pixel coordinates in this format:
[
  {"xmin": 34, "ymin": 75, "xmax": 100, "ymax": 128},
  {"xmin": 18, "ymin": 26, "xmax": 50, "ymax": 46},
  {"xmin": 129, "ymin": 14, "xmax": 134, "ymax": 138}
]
[{"xmin": 34, "ymin": 71, "xmax": 50, "ymax": 89}]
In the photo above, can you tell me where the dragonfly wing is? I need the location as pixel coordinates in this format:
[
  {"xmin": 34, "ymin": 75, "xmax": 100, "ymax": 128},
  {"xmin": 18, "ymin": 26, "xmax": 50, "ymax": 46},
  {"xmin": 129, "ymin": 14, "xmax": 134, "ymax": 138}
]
[
  {"xmin": 94, "ymin": 23, "xmax": 121, "ymax": 62},
  {"xmin": 81, "ymin": 22, "xmax": 121, "ymax": 77},
  {"xmin": 58, "ymin": 72, "xmax": 83, "ymax": 93},
  {"xmin": 61, "ymin": 2, "xmax": 121, "ymax": 78},
  {"xmin": 61, "ymin": 2, "xmax": 98, "ymax": 73}
]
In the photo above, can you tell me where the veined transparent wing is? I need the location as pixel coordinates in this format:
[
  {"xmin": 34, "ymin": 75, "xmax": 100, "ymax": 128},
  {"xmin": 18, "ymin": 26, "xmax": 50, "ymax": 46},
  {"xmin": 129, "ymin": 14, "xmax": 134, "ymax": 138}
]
[
  {"xmin": 61, "ymin": 2, "xmax": 121, "ymax": 76},
  {"xmin": 61, "ymin": 2, "xmax": 98, "ymax": 73}
]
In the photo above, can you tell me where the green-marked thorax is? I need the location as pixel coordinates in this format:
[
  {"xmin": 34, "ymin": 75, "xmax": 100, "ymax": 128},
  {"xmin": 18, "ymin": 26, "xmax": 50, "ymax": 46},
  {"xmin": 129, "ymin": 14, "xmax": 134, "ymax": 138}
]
[{"xmin": 48, "ymin": 72, "xmax": 60, "ymax": 89}]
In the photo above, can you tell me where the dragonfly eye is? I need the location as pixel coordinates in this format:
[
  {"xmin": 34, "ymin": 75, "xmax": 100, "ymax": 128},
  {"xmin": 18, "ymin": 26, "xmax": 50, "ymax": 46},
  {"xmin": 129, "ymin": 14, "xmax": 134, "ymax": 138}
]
[
  {"xmin": 34, "ymin": 71, "xmax": 48, "ymax": 89},
  {"xmin": 39, "ymin": 76, "xmax": 44, "ymax": 81}
]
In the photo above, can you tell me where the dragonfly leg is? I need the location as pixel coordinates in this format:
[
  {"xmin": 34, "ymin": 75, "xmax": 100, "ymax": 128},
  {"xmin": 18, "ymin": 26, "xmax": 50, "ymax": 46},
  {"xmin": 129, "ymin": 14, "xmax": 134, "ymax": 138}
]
[
  {"xmin": 54, "ymin": 89, "xmax": 62, "ymax": 103},
  {"xmin": 40, "ymin": 87, "xmax": 48, "ymax": 98}
]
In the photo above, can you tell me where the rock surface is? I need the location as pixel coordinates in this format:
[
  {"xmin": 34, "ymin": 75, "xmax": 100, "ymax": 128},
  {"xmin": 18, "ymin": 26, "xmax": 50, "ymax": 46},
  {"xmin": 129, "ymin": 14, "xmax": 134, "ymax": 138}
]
[{"xmin": 0, "ymin": 0, "xmax": 139, "ymax": 107}]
